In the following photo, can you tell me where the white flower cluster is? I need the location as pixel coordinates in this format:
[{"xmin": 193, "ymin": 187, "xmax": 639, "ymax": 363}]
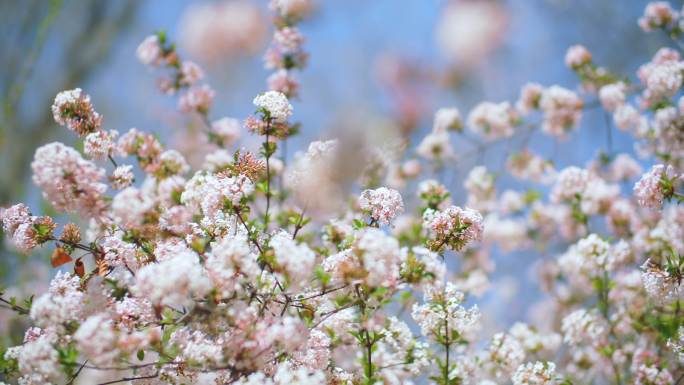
[
  {"xmin": 270, "ymin": 231, "xmax": 317, "ymax": 289},
  {"xmin": 133, "ymin": 245, "xmax": 211, "ymax": 307},
  {"xmin": 564, "ymin": 44, "xmax": 591, "ymax": 69},
  {"xmin": 433, "ymin": 107, "xmax": 463, "ymax": 132},
  {"xmin": 512, "ymin": 361, "xmax": 558, "ymax": 385},
  {"xmin": 4, "ymin": 331, "xmax": 61, "ymax": 385},
  {"xmin": 84, "ymin": 129, "xmax": 118, "ymax": 159},
  {"xmin": 411, "ymin": 283, "xmax": 481, "ymax": 343},
  {"xmin": 74, "ymin": 314, "xmax": 119, "ymax": 365},
  {"xmin": 467, "ymin": 101, "xmax": 519, "ymax": 140},
  {"xmin": 634, "ymin": 164, "xmax": 678, "ymax": 209},
  {"xmin": 111, "ymin": 187, "xmax": 155, "ymax": 228},
  {"xmin": 423, "ymin": 205, "xmax": 484, "ymax": 251},
  {"xmin": 354, "ymin": 228, "xmax": 403, "ymax": 287},
  {"xmin": 538, "ymin": 85, "xmax": 583, "ymax": 137},
  {"xmin": 31, "ymin": 142, "xmax": 107, "ymax": 217},
  {"xmin": 358, "ymin": 187, "xmax": 404, "ymax": 225},
  {"xmin": 205, "ymin": 232, "xmax": 260, "ymax": 295},
  {"xmin": 550, "ymin": 166, "xmax": 589, "ymax": 203},
  {"xmin": 253, "ymin": 90, "xmax": 293, "ymax": 121},
  {"xmin": 30, "ymin": 272, "xmax": 84, "ymax": 329},
  {"xmin": 136, "ymin": 34, "xmax": 163, "ymax": 66},
  {"xmin": 210, "ymin": 117, "xmax": 242, "ymax": 146},
  {"xmin": 181, "ymin": 172, "xmax": 255, "ymax": 218},
  {"xmin": 561, "ymin": 309, "xmax": 607, "ymax": 346},
  {"xmin": 465, "ymin": 166, "xmax": 496, "ymax": 211}
]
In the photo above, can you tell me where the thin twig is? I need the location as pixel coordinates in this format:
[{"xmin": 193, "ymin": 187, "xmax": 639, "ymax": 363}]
[
  {"xmin": 65, "ymin": 360, "xmax": 88, "ymax": 385},
  {"xmin": 98, "ymin": 372, "xmax": 159, "ymax": 385}
]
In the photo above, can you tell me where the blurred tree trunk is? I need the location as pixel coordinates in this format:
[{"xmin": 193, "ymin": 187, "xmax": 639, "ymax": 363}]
[
  {"xmin": 0, "ymin": 0, "xmax": 140, "ymax": 279},
  {"xmin": 0, "ymin": 0, "xmax": 139, "ymax": 205}
]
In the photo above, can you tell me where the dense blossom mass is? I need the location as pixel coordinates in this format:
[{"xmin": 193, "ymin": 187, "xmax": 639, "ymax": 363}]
[{"xmin": 2, "ymin": 1, "xmax": 684, "ymax": 385}]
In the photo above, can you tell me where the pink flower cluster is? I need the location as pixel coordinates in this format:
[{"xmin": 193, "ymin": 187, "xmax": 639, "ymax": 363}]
[
  {"xmin": 358, "ymin": 187, "xmax": 404, "ymax": 225},
  {"xmin": 633, "ymin": 164, "xmax": 678, "ymax": 208},
  {"xmin": 423, "ymin": 205, "xmax": 484, "ymax": 252}
]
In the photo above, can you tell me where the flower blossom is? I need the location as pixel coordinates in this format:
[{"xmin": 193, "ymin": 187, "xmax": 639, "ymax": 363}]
[
  {"xmin": 565, "ymin": 45, "xmax": 592, "ymax": 69},
  {"xmin": 51, "ymin": 88, "xmax": 102, "ymax": 136},
  {"xmin": 433, "ymin": 107, "xmax": 463, "ymax": 132},
  {"xmin": 358, "ymin": 187, "xmax": 404, "ymax": 225},
  {"xmin": 512, "ymin": 361, "xmax": 558, "ymax": 385},
  {"xmin": 136, "ymin": 34, "xmax": 163, "ymax": 66},
  {"xmin": 84, "ymin": 129, "xmax": 118, "ymax": 160},
  {"xmin": 561, "ymin": 309, "xmax": 607, "ymax": 346},
  {"xmin": 253, "ymin": 90, "xmax": 293, "ymax": 121},
  {"xmin": 0, "ymin": 203, "xmax": 55, "ymax": 253},
  {"xmin": 270, "ymin": 231, "xmax": 317, "ymax": 289},
  {"xmin": 539, "ymin": 85, "xmax": 583, "ymax": 137},
  {"xmin": 179, "ymin": 84, "xmax": 215, "ymax": 113},
  {"xmin": 467, "ymin": 101, "xmax": 519, "ymax": 140},
  {"xmin": 210, "ymin": 117, "xmax": 242, "ymax": 147},
  {"xmin": 423, "ymin": 205, "xmax": 484, "ymax": 252},
  {"xmin": 599, "ymin": 82, "xmax": 627, "ymax": 112},
  {"xmin": 133, "ymin": 247, "xmax": 211, "ymax": 307},
  {"xmin": 516, "ymin": 82, "xmax": 544, "ymax": 114},
  {"xmin": 29, "ymin": 272, "xmax": 84, "ymax": 329},
  {"xmin": 411, "ymin": 283, "xmax": 481, "ymax": 343},
  {"xmin": 31, "ymin": 142, "xmax": 107, "ymax": 218},
  {"xmin": 550, "ymin": 166, "xmax": 589, "ymax": 203},
  {"xmin": 638, "ymin": 2, "xmax": 678, "ymax": 31},
  {"xmin": 633, "ymin": 164, "xmax": 678, "ymax": 209}
]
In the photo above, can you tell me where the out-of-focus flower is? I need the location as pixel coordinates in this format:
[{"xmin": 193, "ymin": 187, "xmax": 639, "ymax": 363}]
[
  {"xmin": 271, "ymin": 0, "xmax": 314, "ymax": 20},
  {"xmin": 210, "ymin": 117, "xmax": 242, "ymax": 147},
  {"xmin": 468, "ymin": 101, "xmax": 519, "ymax": 140},
  {"xmin": 435, "ymin": 0, "xmax": 509, "ymax": 67},
  {"xmin": 638, "ymin": 1, "xmax": 678, "ymax": 32},
  {"xmin": 178, "ymin": 84, "xmax": 215, "ymax": 114},
  {"xmin": 565, "ymin": 45, "xmax": 592, "ymax": 69},
  {"xmin": 136, "ymin": 35, "xmax": 163, "ymax": 67},
  {"xmin": 31, "ymin": 142, "xmax": 107, "ymax": 218},
  {"xmin": 178, "ymin": 0, "xmax": 268, "ymax": 64},
  {"xmin": 539, "ymin": 85, "xmax": 583, "ymax": 138},
  {"xmin": 512, "ymin": 361, "xmax": 558, "ymax": 385}
]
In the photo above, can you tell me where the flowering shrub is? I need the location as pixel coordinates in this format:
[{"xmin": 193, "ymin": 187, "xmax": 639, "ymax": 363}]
[{"xmin": 3, "ymin": 1, "xmax": 684, "ymax": 385}]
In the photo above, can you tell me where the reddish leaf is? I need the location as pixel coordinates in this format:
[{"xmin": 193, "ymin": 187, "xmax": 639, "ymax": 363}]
[
  {"xmin": 50, "ymin": 247, "xmax": 72, "ymax": 268},
  {"xmin": 74, "ymin": 258, "xmax": 85, "ymax": 277}
]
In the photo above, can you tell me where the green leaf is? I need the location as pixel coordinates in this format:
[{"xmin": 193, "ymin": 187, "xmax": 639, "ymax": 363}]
[
  {"xmin": 315, "ymin": 266, "xmax": 331, "ymax": 286},
  {"xmin": 57, "ymin": 343, "xmax": 79, "ymax": 376},
  {"xmin": 352, "ymin": 219, "xmax": 367, "ymax": 230}
]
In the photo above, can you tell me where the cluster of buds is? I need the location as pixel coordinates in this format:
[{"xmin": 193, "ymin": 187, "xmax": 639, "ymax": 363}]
[
  {"xmin": 265, "ymin": 0, "xmax": 313, "ymax": 97},
  {"xmin": 564, "ymin": 45, "xmax": 620, "ymax": 91},
  {"xmin": 136, "ymin": 31, "xmax": 215, "ymax": 114},
  {"xmin": 51, "ymin": 88, "xmax": 102, "ymax": 136},
  {"xmin": 0, "ymin": 204, "xmax": 55, "ymax": 253},
  {"xmin": 638, "ymin": 1, "xmax": 682, "ymax": 34},
  {"xmin": 117, "ymin": 128, "xmax": 164, "ymax": 174}
]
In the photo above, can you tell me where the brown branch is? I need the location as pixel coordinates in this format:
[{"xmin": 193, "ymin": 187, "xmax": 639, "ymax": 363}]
[{"xmin": 98, "ymin": 372, "xmax": 159, "ymax": 385}]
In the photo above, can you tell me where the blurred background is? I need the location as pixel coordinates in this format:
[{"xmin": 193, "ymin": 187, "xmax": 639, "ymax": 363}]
[{"xmin": 0, "ymin": 0, "xmax": 673, "ymax": 345}]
